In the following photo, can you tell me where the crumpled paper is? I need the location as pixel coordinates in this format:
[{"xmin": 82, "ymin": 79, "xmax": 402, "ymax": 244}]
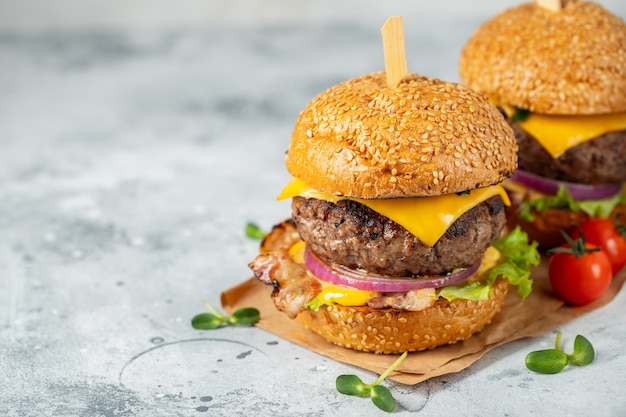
[{"xmin": 221, "ymin": 259, "xmax": 625, "ymax": 384}]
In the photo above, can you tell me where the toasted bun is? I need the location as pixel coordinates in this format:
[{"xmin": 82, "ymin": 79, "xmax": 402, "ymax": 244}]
[
  {"xmin": 459, "ymin": 1, "xmax": 626, "ymax": 115},
  {"xmin": 506, "ymin": 189, "xmax": 626, "ymax": 249},
  {"xmin": 286, "ymin": 71, "xmax": 517, "ymax": 199},
  {"xmin": 297, "ymin": 278, "xmax": 509, "ymax": 354}
]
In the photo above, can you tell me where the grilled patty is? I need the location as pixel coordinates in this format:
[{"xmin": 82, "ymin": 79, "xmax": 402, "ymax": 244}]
[
  {"xmin": 507, "ymin": 114, "xmax": 626, "ymax": 184},
  {"xmin": 291, "ymin": 195, "xmax": 506, "ymax": 277}
]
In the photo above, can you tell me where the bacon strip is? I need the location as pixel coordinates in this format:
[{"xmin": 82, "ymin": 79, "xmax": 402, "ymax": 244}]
[
  {"xmin": 250, "ymin": 220, "xmax": 322, "ymax": 318},
  {"xmin": 367, "ymin": 288, "xmax": 435, "ymax": 311},
  {"xmin": 250, "ymin": 251, "xmax": 321, "ymax": 318}
]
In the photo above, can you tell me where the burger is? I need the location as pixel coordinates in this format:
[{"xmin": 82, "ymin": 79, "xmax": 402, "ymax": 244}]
[
  {"xmin": 249, "ymin": 71, "xmax": 538, "ymax": 354},
  {"xmin": 459, "ymin": 0, "xmax": 626, "ymax": 249}
]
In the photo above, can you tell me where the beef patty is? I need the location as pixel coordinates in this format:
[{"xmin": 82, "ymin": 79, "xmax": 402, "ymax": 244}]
[
  {"xmin": 291, "ymin": 195, "xmax": 506, "ymax": 277},
  {"xmin": 507, "ymin": 114, "xmax": 626, "ymax": 184}
]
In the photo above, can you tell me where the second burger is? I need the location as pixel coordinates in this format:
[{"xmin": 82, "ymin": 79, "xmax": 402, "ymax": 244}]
[{"xmin": 459, "ymin": 0, "xmax": 626, "ymax": 248}]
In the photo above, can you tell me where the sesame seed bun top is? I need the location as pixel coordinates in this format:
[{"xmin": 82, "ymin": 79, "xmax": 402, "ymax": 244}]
[
  {"xmin": 459, "ymin": 1, "xmax": 626, "ymax": 115},
  {"xmin": 285, "ymin": 72, "xmax": 517, "ymax": 199}
]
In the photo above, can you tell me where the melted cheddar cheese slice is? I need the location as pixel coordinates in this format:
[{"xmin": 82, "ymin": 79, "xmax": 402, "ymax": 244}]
[
  {"xmin": 501, "ymin": 177, "xmax": 547, "ymax": 200},
  {"xmin": 316, "ymin": 283, "xmax": 376, "ymax": 307},
  {"xmin": 500, "ymin": 104, "xmax": 626, "ymax": 158},
  {"xmin": 287, "ymin": 238, "xmax": 376, "ymax": 306},
  {"xmin": 278, "ymin": 177, "xmax": 510, "ymax": 247}
]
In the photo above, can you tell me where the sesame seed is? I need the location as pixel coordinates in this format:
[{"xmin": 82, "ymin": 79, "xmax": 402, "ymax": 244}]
[
  {"xmin": 459, "ymin": 1, "xmax": 626, "ymax": 114},
  {"xmin": 286, "ymin": 71, "xmax": 517, "ymax": 198}
]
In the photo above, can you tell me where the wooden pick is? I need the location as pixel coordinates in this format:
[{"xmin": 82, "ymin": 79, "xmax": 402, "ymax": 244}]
[
  {"xmin": 536, "ymin": 0, "xmax": 561, "ymax": 12},
  {"xmin": 381, "ymin": 16, "xmax": 408, "ymax": 88}
]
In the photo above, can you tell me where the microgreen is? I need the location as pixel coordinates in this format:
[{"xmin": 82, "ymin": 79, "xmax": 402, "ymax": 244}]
[
  {"xmin": 245, "ymin": 222, "xmax": 267, "ymax": 240},
  {"xmin": 191, "ymin": 301, "xmax": 260, "ymax": 330},
  {"xmin": 335, "ymin": 351, "xmax": 407, "ymax": 412},
  {"xmin": 525, "ymin": 332, "xmax": 595, "ymax": 374}
]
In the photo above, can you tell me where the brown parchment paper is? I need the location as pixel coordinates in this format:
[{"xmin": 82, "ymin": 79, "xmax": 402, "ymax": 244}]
[{"xmin": 221, "ymin": 258, "xmax": 625, "ymax": 385}]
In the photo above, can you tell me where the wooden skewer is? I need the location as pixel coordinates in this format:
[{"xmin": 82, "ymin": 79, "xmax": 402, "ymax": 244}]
[
  {"xmin": 381, "ymin": 16, "xmax": 408, "ymax": 88},
  {"xmin": 536, "ymin": 0, "xmax": 561, "ymax": 12}
]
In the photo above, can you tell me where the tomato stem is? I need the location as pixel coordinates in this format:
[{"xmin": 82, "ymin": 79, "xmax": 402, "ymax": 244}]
[
  {"xmin": 614, "ymin": 214, "xmax": 626, "ymax": 238},
  {"xmin": 548, "ymin": 229, "xmax": 601, "ymax": 258}
]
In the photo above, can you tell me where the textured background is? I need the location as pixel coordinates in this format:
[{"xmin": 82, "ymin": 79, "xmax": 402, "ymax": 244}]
[
  {"xmin": 1, "ymin": 0, "xmax": 625, "ymax": 30},
  {"xmin": 1, "ymin": 1, "xmax": 625, "ymax": 416}
]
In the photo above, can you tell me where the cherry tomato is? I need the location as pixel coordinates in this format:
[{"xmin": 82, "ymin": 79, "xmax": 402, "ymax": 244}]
[
  {"xmin": 548, "ymin": 242, "xmax": 612, "ymax": 306},
  {"xmin": 572, "ymin": 218, "xmax": 626, "ymax": 275}
]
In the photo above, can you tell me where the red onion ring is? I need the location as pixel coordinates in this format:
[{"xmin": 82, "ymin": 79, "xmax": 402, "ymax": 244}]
[
  {"xmin": 303, "ymin": 247, "xmax": 480, "ymax": 292},
  {"xmin": 509, "ymin": 169, "xmax": 623, "ymax": 201}
]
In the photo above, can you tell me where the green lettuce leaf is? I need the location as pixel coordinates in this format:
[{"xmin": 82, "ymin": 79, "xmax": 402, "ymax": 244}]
[
  {"xmin": 487, "ymin": 225, "xmax": 539, "ymax": 299},
  {"xmin": 438, "ymin": 226, "xmax": 539, "ymax": 301},
  {"xmin": 437, "ymin": 281, "xmax": 491, "ymax": 301},
  {"xmin": 306, "ymin": 297, "xmax": 323, "ymax": 311},
  {"xmin": 519, "ymin": 185, "xmax": 626, "ymax": 221}
]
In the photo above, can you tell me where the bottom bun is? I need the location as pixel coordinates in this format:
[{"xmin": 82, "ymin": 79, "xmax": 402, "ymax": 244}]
[{"xmin": 297, "ymin": 278, "xmax": 509, "ymax": 354}]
